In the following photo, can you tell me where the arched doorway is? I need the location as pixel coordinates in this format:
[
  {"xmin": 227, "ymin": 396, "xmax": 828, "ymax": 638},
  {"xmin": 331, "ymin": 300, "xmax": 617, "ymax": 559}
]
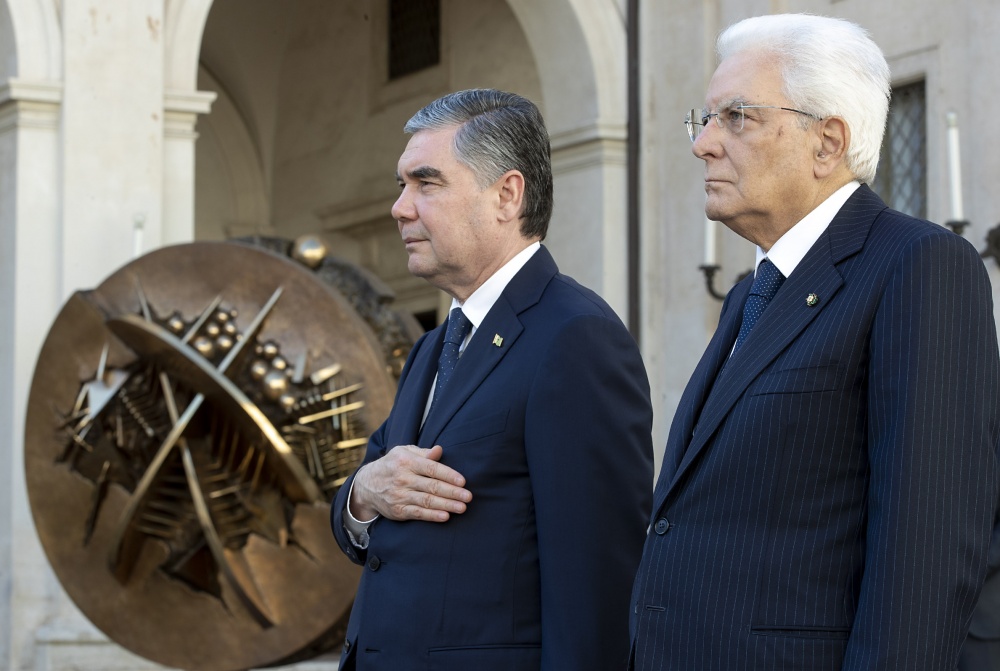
[{"xmin": 195, "ymin": 0, "xmax": 628, "ymax": 324}]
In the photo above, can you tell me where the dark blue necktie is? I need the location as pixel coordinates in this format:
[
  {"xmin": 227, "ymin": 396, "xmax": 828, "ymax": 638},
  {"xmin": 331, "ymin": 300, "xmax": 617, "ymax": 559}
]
[
  {"xmin": 732, "ymin": 258, "xmax": 785, "ymax": 354},
  {"xmin": 431, "ymin": 308, "xmax": 473, "ymax": 410}
]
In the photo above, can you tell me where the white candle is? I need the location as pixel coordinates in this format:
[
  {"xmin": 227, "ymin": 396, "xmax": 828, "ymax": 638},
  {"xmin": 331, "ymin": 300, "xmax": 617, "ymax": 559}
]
[
  {"xmin": 704, "ymin": 217, "xmax": 717, "ymax": 266},
  {"xmin": 133, "ymin": 214, "xmax": 145, "ymax": 259},
  {"xmin": 946, "ymin": 112, "xmax": 964, "ymax": 222}
]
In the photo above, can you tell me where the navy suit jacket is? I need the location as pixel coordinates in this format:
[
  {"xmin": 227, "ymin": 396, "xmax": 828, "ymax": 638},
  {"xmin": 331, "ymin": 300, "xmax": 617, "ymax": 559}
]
[
  {"xmin": 631, "ymin": 186, "xmax": 1000, "ymax": 670},
  {"xmin": 333, "ymin": 246, "xmax": 654, "ymax": 671}
]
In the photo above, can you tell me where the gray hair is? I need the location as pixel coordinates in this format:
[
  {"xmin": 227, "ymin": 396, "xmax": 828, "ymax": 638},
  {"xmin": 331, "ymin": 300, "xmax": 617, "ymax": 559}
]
[
  {"xmin": 718, "ymin": 14, "xmax": 891, "ymax": 184},
  {"xmin": 404, "ymin": 89, "xmax": 553, "ymax": 239}
]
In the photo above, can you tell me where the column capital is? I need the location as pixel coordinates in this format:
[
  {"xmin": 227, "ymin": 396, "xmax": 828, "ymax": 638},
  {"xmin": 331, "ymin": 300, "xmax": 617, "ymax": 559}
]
[
  {"xmin": 0, "ymin": 78, "xmax": 63, "ymax": 106},
  {"xmin": 0, "ymin": 78, "xmax": 63, "ymax": 133},
  {"xmin": 550, "ymin": 121, "xmax": 628, "ymax": 173},
  {"xmin": 164, "ymin": 88, "xmax": 216, "ymax": 115},
  {"xmin": 163, "ymin": 89, "xmax": 217, "ymax": 140}
]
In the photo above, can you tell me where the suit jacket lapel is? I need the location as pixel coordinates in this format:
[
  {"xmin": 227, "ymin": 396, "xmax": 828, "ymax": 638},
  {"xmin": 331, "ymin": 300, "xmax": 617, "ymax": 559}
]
[
  {"xmin": 657, "ymin": 185, "xmax": 885, "ymax": 508},
  {"xmin": 418, "ymin": 245, "xmax": 556, "ymax": 446},
  {"xmin": 418, "ymin": 301, "xmax": 525, "ymax": 445},
  {"xmin": 659, "ymin": 278, "xmax": 748, "ymax": 487}
]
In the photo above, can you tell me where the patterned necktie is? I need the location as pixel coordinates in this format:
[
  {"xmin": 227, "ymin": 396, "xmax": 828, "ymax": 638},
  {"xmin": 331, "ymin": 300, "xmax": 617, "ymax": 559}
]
[
  {"xmin": 732, "ymin": 258, "xmax": 785, "ymax": 354},
  {"xmin": 431, "ymin": 308, "xmax": 473, "ymax": 410}
]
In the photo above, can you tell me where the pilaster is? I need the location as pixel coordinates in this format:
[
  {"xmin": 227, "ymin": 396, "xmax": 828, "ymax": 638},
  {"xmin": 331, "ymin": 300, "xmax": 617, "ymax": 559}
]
[
  {"xmin": 163, "ymin": 88, "xmax": 216, "ymax": 244},
  {"xmin": 0, "ymin": 75, "xmax": 63, "ymax": 671},
  {"xmin": 548, "ymin": 121, "xmax": 629, "ymax": 319}
]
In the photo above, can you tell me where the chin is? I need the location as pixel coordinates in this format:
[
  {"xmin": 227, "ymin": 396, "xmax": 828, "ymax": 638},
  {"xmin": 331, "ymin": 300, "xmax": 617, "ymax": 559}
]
[
  {"xmin": 407, "ymin": 258, "xmax": 434, "ymax": 280},
  {"xmin": 704, "ymin": 197, "xmax": 736, "ymax": 225},
  {"xmin": 704, "ymin": 205, "xmax": 725, "ymax": 223}
]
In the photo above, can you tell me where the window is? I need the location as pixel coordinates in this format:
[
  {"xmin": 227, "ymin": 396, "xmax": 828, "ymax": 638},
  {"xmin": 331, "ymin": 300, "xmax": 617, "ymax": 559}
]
[
  {"xmin": 872, "ymin": 81, "xmax": 926, "ymax": 219},
  {"xmin": 388, "ymin": 0, "xmax": 440, "ymax": 80}
]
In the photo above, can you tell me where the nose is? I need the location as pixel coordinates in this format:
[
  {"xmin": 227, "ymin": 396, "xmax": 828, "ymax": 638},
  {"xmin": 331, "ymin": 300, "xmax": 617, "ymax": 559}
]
[
  {"xmin": 391, "ymin": 186, "xmax": 414, "ymax": 223},
  {"xmin": 691, "ymin": 119, "xmax": 722, "ymax": 160}
]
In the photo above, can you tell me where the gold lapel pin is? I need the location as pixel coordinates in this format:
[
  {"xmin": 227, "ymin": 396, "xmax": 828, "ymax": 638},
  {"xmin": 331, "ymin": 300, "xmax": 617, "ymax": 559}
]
[
  {"xmin": 492, "ymin": 334, "xmax": 504, "ymax": 347},
  {"xmin": 806, "ymin": 293, "xmax": 819, "ymax": 307}
]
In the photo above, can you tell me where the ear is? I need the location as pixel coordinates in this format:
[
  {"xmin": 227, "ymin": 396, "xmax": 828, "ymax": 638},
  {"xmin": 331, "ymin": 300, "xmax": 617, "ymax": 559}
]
[
  {"xmin": 495, "ymin": 169, "xmax": 525, "ymax": 224},
  {"xmin": 814, "ymin": 116, "xmax": 850, "ymax": 179}
]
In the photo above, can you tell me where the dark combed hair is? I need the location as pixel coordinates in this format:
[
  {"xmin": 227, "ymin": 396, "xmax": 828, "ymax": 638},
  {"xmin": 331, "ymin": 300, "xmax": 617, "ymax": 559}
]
[{"xmin": 404, "ymin": 89, "xmax": 553, "ymax": 240}]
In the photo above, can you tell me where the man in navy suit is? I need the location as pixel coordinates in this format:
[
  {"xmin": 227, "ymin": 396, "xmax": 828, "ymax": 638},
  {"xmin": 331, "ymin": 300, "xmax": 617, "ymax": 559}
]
[
  {"xmin": 630, "ymin": 14, "xmax": 1000, "ymax": 671},
  {"xmin": 331, "ymin": 89, "xmax": 654, "ymax": 670}
]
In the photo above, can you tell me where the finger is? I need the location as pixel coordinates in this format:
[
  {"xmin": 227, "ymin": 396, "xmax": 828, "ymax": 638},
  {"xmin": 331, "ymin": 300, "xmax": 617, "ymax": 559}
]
[
  {"xmin": 378, "ymin": 476, "xmax": 470, "ymax": 520},
  {"xmin": 420, "ymin": 474, "xmax": 472, "ymax": 503},
  {"xmin": 401, "ymin": 507, "xmax": 451, "ymax": 523},
  {"xmin": 381, "ymin": 470, "xmax": 470, "ymax": 507},
  {"xmin": 396, "ymin": 493, "xmax": 468, "ymax": 521},
  {"xmin": 404, "ymin": 446, "xmax": 466, "ymax": 488}
]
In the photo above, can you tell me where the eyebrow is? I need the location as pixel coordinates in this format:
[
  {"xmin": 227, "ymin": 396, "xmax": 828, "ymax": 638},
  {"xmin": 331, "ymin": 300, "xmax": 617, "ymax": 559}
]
[
  {"xmin": 397, "ymin": 166, "xmax": 446, "ymax": 184},
  {"xmin": 704, "ymin": 97, "xmax": 750, "ymax": 113}
]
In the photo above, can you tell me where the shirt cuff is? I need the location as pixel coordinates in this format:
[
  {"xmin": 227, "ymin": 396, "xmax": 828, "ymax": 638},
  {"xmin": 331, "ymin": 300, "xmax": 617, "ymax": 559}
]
[{"xmin": 343, "ymin": 478, "xmax": 379, "ymax": 549}]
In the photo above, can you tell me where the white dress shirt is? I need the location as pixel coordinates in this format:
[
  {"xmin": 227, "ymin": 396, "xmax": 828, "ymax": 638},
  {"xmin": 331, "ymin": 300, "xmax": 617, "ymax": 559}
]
[{"xmin": 756, "ymin": 181, "xmax": 860, "ymax": 277}]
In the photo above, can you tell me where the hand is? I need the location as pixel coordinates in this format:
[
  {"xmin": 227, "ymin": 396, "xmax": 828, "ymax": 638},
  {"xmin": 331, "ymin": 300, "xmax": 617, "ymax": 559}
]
[{"xmin": 349, "ymin": 445, "xmax": 472, "ymax": 522}]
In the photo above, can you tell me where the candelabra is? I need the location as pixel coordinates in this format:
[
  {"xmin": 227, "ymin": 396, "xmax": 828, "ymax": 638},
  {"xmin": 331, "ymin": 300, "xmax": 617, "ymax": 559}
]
[
  {"xmin": 946, "ymin": 219, "xmax": 970, "ymax": 236},
  {"xmin": 982, "ymin": 224, "xmax": 1000, "ymax": 267},
  {"xmin": 697, "ymin": 264, "xmax": 726, "ymax": 301},
  {"xmin": 698, "ymin": 263, "xmax": 752, "ymax": 301}
]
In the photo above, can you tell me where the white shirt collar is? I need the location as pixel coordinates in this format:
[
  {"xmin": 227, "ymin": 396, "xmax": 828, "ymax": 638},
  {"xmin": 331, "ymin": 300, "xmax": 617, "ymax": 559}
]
[
  {"xmin": 756, "ymin": 181, "xmax": 860, "ymax": 277},
  {"xmin": 450, "ymin": 241, "xmax": 541, "ymax": 333}
]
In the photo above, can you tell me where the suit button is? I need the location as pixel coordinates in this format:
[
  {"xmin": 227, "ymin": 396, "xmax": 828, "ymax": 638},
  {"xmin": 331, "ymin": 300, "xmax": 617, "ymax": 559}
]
[
  {"xmin": 367, "ymin": 555, "xmax": 381, "ymax": 571},
  {"xmin": 654, "ymin": 518, "xmax": 670, "ymax": 535}
]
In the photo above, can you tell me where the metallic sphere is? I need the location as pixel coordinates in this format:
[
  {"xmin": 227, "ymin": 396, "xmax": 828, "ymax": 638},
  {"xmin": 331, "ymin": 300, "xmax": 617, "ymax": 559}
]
[
  {"xmin": 193, "ymin": 336, "xmax": 215, "ymax": 359},
  {"xmin": 167, "ymin": 312, "xmax": 186, "ymax": 333},
  {"xmin": 261, "ymin": 341, "xmax": 279, "ymax": 360},
  {"xmin": 249, "ymin": 360, "xmax": 270, "ymax": 381},
  {"xmin": 291, "ymin": 235, "xmax": 328, "ymax": 269},
  {"xmin": 261, "ymin": 370, "xmax": 289, "ymax": 401},
  {"xmin": 215, "ymin": 334, "xmax": 234, "ymax": 352}
]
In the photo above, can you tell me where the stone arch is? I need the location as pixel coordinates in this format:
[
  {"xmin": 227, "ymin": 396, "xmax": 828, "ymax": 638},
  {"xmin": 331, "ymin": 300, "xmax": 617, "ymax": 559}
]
[
  {"xmin": 164, "ymin": 0, "xmax": 215, "ymax": 89},
  {"xmin": 506, "ymin": 0, "xmax": 625, "ymax": 136},
  {"xmin": 506, "ymin": 0, "xmax": 630, "ymax": 315},
  {"xmin": 195, "ymin": 64, "xmax": 270, "ymax": 240},
  {"xmin": 0, "ymin": 0, "xmax": 61, "ymax": 81},
  {"xmin": 1, "ymin": 2, "xmax": 14, "ymax": 82}
]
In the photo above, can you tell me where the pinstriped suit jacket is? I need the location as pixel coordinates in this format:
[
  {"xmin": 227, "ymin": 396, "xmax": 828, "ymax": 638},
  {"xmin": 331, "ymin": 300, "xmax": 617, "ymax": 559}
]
[{"xmin": 630, "ymin": 185, "xmax": 1000, "ymax": 670}]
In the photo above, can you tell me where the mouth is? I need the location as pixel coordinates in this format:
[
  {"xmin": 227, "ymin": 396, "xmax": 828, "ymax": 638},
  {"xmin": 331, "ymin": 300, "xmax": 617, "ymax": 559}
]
[{"xmin": 402, "ymin": 237, "xmax": 428, "ymax": 251}]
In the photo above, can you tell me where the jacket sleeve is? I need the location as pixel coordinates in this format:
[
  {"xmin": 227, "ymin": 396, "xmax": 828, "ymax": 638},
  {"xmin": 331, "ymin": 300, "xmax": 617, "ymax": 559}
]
[
  {"xmin": 842, "ymin": 231, "xmax": 1000, "ymax": 669},
  {"xmin": 525, "ymin": 312, "xmax": 654, "ymax": 671},
  {"xmin": 331, "ymin": 418, "xmax": 388, "ymax": 565},
  {"xmin": 330, "ymin": 333, "xmax": 430, "ymax": 565}
]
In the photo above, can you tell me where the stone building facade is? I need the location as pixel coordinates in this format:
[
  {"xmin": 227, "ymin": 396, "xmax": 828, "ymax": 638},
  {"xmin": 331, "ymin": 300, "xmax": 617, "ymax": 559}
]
[{"xmin": 2, "ymin": 0, "xmax": 997, "ymax": 668}]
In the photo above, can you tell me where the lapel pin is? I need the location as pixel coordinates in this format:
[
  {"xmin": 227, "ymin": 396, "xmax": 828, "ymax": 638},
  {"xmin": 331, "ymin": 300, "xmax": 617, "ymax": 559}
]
[
  {"xmin": 806, "ymin": 293, "xmax": 819, "ymax": 307},
  {"xmin": 492, "ymin": 334, "xmax": 504, "ymax": 347}
]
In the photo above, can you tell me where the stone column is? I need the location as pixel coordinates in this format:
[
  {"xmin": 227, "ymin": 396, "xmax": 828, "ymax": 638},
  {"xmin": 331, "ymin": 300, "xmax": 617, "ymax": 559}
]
[
  {"xmin": 163, "ymin": 89, "xmax": 215, "ymax": 245},
  {"xmin": 2, "ymin": 2, "xmax": 213, "ymax": 668},
  {"xmin": 59, "ymin": 0, "xmax": 166, "ymax": 291},
  {"xmin": 549, "ymin": 123, "xmax": 629, "ymax": 318},
  {"xmin": 0, "ymin": 76, "xmax": 64, "ymax": 671}
]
